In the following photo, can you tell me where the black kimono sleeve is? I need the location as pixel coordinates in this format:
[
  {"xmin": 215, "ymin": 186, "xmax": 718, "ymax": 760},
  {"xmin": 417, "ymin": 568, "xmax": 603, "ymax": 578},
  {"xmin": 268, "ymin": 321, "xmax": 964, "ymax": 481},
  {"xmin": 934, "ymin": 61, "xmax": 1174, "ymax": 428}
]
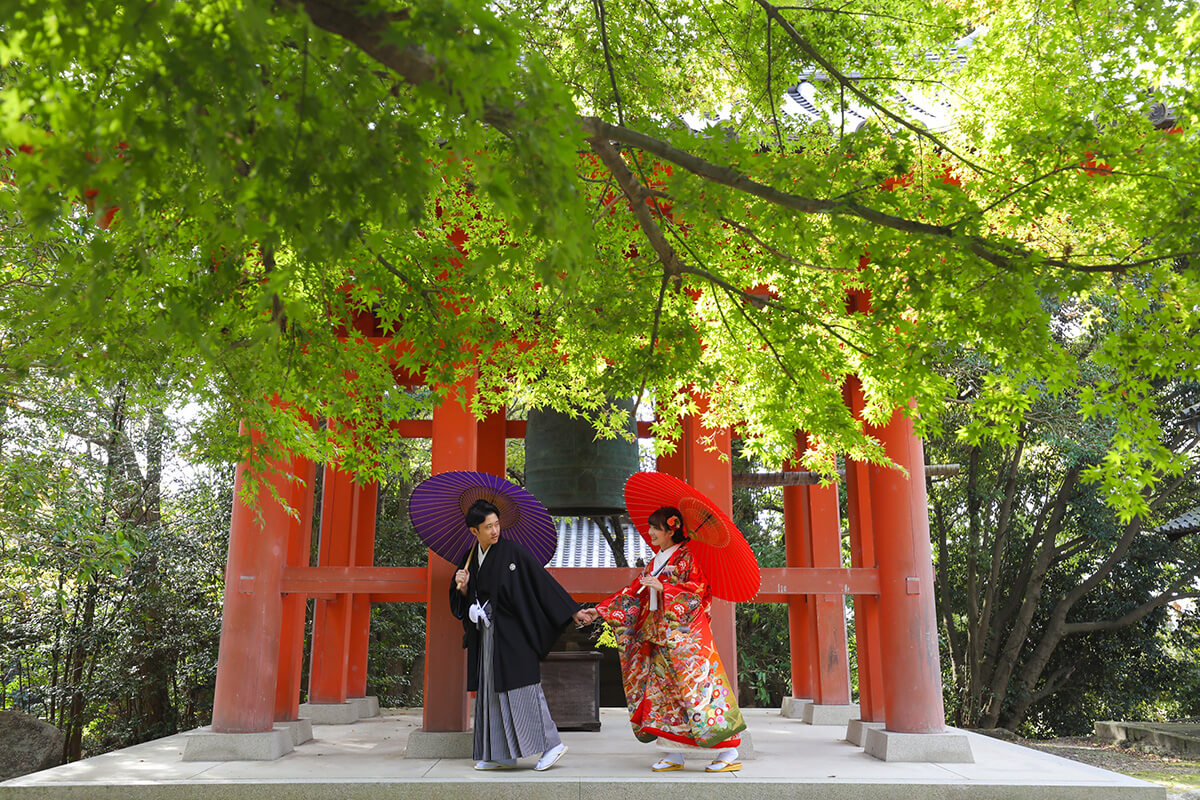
[
  {"xmin": 506, "ymin": 542, "xmax": 580, "ymax": 664},
  {"xmin": 455, "ymin": 538, "xmax": 580, "ymax": 693}
]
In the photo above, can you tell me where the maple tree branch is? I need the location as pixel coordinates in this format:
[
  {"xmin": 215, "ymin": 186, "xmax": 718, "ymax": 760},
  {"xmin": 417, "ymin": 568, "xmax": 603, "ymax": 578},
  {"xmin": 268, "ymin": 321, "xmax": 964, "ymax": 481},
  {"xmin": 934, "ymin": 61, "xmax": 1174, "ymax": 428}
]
[
  {"xmin": 755, "ymin": 0, "xmax": 994, "ymax": 176},
  {"xmin": 294, "ymin": 0, "xmax": 1190, "ymax": 278},
  {"xmin": 718, "ymin": 216, "xmax": 853, "ymax": 272},
  {"xmin": 586, "ymin": 136, "xmax": 686, "ymax": 284}
]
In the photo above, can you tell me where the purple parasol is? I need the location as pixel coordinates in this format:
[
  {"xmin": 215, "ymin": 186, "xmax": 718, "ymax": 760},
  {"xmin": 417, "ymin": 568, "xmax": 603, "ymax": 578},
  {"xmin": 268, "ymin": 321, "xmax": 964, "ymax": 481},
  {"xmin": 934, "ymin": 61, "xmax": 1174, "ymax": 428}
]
[{"xmin": 409, "ymin": 471, "xmax": 559, "ymax": 566}]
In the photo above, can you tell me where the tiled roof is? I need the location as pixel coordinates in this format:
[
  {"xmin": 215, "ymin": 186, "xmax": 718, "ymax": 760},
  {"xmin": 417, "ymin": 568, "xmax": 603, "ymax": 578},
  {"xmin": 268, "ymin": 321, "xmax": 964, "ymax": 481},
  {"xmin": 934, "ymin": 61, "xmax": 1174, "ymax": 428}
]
[
  {"xmin": 1158, "ymin": 507, "xmax": 1200, "ymax": 540},
  {"xmin": 783, "ymin": 35, "xmax": 972, "ymax": 131},
  {"xmin": 549, "ymin": 517, "xmax": 652, "ymax": 568},
  {"xmin": 781, "ymin": 30, "xmax": 1175, "ymax": 134}
]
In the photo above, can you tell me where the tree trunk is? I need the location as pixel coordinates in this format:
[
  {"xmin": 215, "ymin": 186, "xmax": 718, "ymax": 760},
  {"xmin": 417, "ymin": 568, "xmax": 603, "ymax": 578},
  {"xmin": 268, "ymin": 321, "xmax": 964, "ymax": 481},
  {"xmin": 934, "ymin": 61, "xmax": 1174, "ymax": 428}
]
[
  {"xmin": 130, "ymin": 404, "xmax": 173, "ymax": 739},
  {"xmin": 978, "ymin": 467, "xmax": 1078, "ymax": 729},
  {"xmin": 62, "ymin": 581, "xmax": 97, "ymax": 762}
]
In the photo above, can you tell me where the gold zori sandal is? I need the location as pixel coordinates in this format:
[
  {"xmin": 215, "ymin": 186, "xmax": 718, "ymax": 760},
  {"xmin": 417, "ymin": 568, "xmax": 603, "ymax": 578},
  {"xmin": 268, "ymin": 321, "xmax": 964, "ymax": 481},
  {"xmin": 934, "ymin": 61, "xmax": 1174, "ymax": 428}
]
[{"xmin": 705, "ymin": 759, "xmax": 742, "ymax": 773}]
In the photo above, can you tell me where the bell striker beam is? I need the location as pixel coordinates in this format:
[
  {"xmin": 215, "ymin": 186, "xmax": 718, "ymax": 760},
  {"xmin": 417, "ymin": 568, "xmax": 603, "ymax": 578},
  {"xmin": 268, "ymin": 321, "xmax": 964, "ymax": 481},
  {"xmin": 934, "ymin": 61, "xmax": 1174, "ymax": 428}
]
[
  {"xmin": 868, "ymin": 406, "xmax": 946, "ymax": 733},
  {"xmin": 422, "ymin": 378, "xmax": 477, "ymax": 732},
  {"xmin": 211, "ymin": 431, "xmax": 295, "ymax": 733}
]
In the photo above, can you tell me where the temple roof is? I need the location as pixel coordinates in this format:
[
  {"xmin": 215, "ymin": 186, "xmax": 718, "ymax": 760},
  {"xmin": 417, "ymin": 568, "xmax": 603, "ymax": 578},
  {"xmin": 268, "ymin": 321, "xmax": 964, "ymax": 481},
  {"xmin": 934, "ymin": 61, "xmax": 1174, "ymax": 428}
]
[
  {"xmin": 550, "ymin": 517, "xmax": 652, "ymax": 568},
  {"xmin": 1158, "ymin": 507, "xmax": 1200, "ymax": 540}
]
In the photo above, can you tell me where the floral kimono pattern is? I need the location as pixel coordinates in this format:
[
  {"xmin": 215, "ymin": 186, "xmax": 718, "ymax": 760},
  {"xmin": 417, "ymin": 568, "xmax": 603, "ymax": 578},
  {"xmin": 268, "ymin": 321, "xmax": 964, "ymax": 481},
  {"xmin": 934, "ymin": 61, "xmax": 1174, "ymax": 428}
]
[{"xmin": 596, "ymin": 543, "xmax": 745, "ymax": 748}]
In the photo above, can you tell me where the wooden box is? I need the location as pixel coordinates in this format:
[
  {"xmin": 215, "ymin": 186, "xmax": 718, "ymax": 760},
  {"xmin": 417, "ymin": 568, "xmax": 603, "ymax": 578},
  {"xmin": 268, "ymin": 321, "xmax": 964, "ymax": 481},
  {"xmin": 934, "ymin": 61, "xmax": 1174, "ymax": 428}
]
[{"xmin": 542, "ymin": 651, "xmax": 602, "ymax": 731}]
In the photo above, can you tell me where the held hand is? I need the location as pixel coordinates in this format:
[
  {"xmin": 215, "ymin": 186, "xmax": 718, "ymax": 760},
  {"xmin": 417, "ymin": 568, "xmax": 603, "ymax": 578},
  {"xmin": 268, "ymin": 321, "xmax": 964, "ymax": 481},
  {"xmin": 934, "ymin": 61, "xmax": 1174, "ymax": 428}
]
[
  {"xmin": 454, "ymin": 569, "xmax": 469, "ymax": 593},
  {"xmin": 580, "ymin": 609, "xmax": 600, "ymax": 625}
]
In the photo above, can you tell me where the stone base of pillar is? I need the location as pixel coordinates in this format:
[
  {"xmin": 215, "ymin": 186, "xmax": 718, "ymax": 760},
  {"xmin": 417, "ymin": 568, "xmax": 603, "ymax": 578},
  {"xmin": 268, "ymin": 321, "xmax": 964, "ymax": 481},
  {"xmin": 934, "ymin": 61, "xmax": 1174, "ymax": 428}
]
[
  {"xmin": 275, "ymin": 718, "xmax": 314, "ymax": 746},
  {"xmin": 804, "ymin": 703, "xmax": 861, "ymax": 726},
  {"xmin": 863, "ymin": 727, "xmax": 974, "ymax": 762},
  {"xmin": 653, "ymin": 729, "xmax": 755, "ymax": 760},
  {"xmin": 845, "ymin": 718, "xmax": 886, "ymax": 746},
  {"xmin": 780, "ymin": 697, "xmax": 812, "ymax": 719},
  {"xmin": 404, "ymin": 729, "xmax": 474, "ymax": 759},
  {"xmin": 181, "ymin": 726, "xmax": 294, "ymax": 762},
  {"xmin": 350, "ymin": 696, "xmax": 380, "ymax": 719},
  {"xmin": 298, "ymin": 701, "xmax": 360, "ymax": 724}
]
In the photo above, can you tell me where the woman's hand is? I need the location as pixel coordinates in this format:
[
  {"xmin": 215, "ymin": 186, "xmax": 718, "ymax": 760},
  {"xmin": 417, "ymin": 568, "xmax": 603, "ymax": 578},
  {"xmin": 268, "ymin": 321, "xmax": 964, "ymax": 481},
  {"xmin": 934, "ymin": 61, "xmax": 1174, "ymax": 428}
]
[{"xmin": 639, "ymin": 575, "xmax": 664, "ymax": 592}]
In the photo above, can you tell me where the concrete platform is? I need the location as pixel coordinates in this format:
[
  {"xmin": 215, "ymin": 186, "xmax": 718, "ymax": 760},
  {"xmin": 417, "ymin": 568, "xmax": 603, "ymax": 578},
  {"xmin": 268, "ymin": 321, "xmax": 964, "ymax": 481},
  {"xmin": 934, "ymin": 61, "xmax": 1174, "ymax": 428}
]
[{"xmin": 0, "ymin": 708, "xmax": 1165, "ymax": 799}]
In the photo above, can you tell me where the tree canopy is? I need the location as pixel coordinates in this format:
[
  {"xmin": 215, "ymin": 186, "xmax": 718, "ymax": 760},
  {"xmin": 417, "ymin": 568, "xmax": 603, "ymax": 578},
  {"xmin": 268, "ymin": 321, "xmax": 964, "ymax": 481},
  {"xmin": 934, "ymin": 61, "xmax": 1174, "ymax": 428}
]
[{"xmin": 2, "ymin": 0, "xmax": 1199, "ymax": 516}]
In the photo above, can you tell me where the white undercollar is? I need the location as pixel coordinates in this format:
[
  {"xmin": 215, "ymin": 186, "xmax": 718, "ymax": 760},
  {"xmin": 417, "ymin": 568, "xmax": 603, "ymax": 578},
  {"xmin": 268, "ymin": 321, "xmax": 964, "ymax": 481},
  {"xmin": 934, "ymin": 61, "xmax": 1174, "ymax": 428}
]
[{"xmin": 652, "ymin": 543, "xmax": 680, "ymax": 572}]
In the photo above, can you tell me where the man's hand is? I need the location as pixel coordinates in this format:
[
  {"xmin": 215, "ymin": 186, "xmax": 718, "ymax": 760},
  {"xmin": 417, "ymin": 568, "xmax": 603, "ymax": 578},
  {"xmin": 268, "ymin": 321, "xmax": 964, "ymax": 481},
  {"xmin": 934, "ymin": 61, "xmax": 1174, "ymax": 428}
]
[
  {"xmin": 455, "ymin": 568, "xmax": 469, "ymax": 594},
  {"xmin": 573, "ymin": 608, "xmax": 598, "ymax": 626}
]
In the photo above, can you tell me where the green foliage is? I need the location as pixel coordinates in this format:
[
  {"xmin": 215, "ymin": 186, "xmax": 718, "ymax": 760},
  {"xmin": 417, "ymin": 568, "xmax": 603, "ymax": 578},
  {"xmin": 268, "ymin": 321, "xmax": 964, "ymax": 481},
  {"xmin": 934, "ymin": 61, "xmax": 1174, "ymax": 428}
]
[
  {"xmin": 730, "ymin": 448, "xmax": 794, "ymax": 706},
  {"xmin": 928, "ymin": 331, "xmax": 1200, "ymax": 735},
  {"xmin": 0, "ymin": 0, "xmax": 1197, "ymax": 520},
  {"xmin": 0, "ymin": 375, "xmax": 231, "ymax": 756},
  {"xmin": 364, "ymin": 456, "xmax": 431, "ymax": 708}
]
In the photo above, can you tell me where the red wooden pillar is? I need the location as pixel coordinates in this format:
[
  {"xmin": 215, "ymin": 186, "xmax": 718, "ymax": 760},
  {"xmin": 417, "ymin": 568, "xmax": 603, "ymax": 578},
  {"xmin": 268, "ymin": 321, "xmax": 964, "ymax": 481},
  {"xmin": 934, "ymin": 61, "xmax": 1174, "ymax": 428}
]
[
  {"xmin": 657, "ymin": 396, "xmax": 738, "ymax": 694},
  {"xmin": 212, "ymin": 432, "xmax": 295, "ymax": 733},
  {"xmin": 844, "ymin": 379, "xmax": 885, "ymax": 722},
  {"xmin": 868, "ymin": 406, "xmax": 946, "ymax": 733},
  {"xmin": 422, "ymin": 379, "xmax": 477, "ymax": 732},
  {"xmin": 785, "ymin": 433, "xmax": 851, "ymax": 707},
  {"xmin": 782, "ymin": 456, "xmax": 815, "ymax": 701},
  {"xmin": 347, "ymin": 481, "xmax": 379, "ymax": 700},
  {"xmin": 307, "ymin": 463, "xmax": 360, "ymax": 703},
  {"xmin": 804, "ymin": 475, "xmax": 852, "ymax": 705},
  {"xmin": 477, "ymin": 408, "xmax": 507, "ymax": 479},
  {"xmin": 274, "ymin": 450, "xmax": 318, "ymax": 721},
  {"xmin": 655, "ymin": 430, "xmax": 687, "ymax": 478}
]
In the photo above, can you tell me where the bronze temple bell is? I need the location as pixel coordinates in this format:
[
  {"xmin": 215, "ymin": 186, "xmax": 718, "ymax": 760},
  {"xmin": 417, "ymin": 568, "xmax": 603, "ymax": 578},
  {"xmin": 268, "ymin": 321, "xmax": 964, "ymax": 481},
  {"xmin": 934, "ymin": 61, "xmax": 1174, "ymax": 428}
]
[{"xmin": 523, "ymin": 400, "xmax": 639, "ymax": 516}]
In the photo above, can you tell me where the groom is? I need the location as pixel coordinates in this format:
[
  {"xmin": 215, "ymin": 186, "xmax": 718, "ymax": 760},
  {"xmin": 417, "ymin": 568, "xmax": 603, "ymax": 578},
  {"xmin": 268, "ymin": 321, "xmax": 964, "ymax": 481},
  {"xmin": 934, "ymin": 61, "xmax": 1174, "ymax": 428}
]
[{"xmin": 450, "ymin": 498, "xmax": 592, "ymax": 770}]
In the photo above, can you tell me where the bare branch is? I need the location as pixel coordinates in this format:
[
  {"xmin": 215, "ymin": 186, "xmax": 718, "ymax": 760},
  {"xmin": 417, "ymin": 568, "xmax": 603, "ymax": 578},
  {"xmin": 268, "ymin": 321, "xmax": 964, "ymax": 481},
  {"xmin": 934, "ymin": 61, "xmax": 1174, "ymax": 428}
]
[
  {"xmin": 1029, "ymin": 664, "xmax": 1076, "ymax": 704},
  {"xmin": 717, "ymin": 216, "xmax": 852, "ymax": 273},
  {"xmin": 765, "ymin": 13, "xmax": 783, "ymax": 153},
  {"xmin": 593, "ymin": 0, "xmax": 625, "ymax": 127},
  {"xmin": 586, "ymin": 137, "xmax": 686, "ymax": 282},
  {"xmin": 755, "ymin": 0, "xmax": 994, "ymax": 176},
  {"xmin": 774, "ymin": 5, "xmax": 960, "ymax": 29},
  {"xmin": 633, "ymin": 274, "xmax": 670, "ymax": 413},
  {"xmin": 1064, "ymin": 589, "xmax": 1200, "ymax": 635},
  {"xmin": 677, "ymin": 263, "xmax": 872, "ymax": 356}
]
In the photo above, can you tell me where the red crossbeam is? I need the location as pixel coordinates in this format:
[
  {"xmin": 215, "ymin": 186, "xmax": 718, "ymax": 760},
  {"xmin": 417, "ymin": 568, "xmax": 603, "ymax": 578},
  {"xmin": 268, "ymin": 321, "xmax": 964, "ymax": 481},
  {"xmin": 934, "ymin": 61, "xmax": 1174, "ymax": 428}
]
[
  {"xmin": 280, "ymin": 565, "xmax": 878, "ymax": 602},
  {"xmin": 282, "ymin": 566, "xmax": 427, "ymax": 601}
]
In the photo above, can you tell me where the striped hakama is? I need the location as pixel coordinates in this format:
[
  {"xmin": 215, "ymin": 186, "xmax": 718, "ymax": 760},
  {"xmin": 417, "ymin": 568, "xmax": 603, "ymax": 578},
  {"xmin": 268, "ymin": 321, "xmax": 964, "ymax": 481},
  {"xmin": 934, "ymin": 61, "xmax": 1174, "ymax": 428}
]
[{"xmin": 473, "ymin": 617, "xmax": 562, "ymax": 762}]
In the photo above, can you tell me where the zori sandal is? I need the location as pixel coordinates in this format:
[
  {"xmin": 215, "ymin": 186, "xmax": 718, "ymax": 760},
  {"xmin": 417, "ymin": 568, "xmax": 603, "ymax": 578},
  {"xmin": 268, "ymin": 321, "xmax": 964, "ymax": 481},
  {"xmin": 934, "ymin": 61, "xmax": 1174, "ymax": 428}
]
[
  {"xmin": 651, "ymin": 759, "xmax": 685, "ymax": 772},
  {"xmin": 705, "ymin": 759, "xmax": 742, "ymax": 773}
]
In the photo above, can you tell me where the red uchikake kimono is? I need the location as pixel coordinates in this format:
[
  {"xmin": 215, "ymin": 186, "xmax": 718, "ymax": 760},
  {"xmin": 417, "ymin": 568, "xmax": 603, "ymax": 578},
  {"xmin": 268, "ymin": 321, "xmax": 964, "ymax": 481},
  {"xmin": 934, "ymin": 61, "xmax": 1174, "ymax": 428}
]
[{"xmin": 596, "ymin": 542, "xmax": 746, "ymax": 748}]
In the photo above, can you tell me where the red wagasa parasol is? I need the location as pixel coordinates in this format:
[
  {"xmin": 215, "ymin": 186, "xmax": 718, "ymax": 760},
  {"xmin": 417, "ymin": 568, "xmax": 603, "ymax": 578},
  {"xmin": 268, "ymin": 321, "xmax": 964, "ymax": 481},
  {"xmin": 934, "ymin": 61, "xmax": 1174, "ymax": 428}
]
[{"xmin": 624, "ymin": 471, "xmax": 760, "ymax": 602}]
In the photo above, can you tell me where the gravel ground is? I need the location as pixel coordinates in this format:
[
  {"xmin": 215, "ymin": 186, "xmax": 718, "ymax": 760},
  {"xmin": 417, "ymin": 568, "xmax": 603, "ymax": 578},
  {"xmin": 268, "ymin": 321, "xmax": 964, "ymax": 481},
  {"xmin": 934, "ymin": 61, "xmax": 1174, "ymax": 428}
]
[{"xmin": 1017, "ymin": 736, "xmax": 1200, "ymax": 795}]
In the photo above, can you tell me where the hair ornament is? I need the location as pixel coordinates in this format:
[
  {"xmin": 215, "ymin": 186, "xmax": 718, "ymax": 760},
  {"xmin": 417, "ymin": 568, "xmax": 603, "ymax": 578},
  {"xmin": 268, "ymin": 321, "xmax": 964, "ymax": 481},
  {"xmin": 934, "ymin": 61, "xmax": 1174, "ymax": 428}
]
[{"xmin": 667, "ymin": 515, "xmax": 681, "ymax": 530}]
